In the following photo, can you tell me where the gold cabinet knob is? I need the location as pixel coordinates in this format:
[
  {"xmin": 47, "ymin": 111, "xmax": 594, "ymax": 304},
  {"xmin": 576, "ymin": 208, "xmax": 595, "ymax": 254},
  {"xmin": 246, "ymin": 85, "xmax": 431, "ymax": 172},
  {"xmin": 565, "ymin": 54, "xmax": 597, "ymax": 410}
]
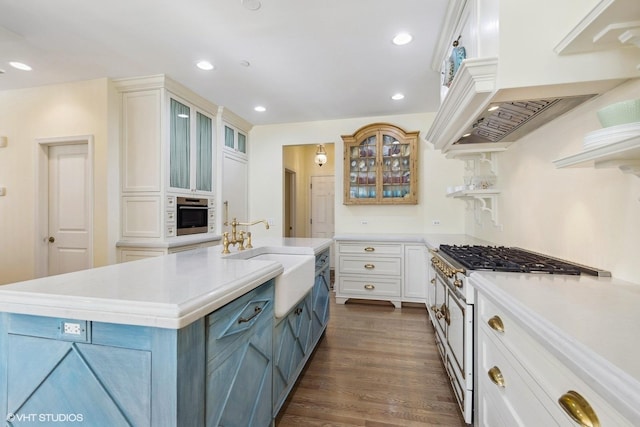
[
  {"xmin": 430, "ymin": 278, "xmax": 436, "ymax": 284},
  {"xmin": 558, "ymin": 391, "xmax": 600, "ymax": 427},
  {"xmin": 364, "ymin": 247, "xmax": 375, "ymax": 252},
  {"xmin": 488, "ymin": 315, "xmax": 505, "ymax": 333},
  {"xmin": 363, "ymin": 284, "xmax": 375, "ymax": 290},
  {"xmin": 488, "ymin": 366, "xmax": 505, "ymax": 388},
  {"xmin": 364, "ymin": 263, "xmax": 375, "ymax": 270}
]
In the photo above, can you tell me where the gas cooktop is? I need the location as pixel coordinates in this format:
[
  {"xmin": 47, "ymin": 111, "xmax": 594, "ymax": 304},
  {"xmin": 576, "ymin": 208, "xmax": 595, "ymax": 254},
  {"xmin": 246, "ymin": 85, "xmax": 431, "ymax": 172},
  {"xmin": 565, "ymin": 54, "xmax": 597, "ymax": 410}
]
[{"xmin": 438, "ymin": 245, "xmax": 611, "ymax": 277}]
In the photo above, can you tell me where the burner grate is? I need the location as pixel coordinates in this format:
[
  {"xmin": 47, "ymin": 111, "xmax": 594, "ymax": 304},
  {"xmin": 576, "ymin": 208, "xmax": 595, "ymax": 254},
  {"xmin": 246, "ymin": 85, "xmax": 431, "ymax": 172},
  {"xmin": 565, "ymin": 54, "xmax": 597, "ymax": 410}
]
[{"xmin": 439, "ymin": 245, "xmax": 585, "ymax": 275}]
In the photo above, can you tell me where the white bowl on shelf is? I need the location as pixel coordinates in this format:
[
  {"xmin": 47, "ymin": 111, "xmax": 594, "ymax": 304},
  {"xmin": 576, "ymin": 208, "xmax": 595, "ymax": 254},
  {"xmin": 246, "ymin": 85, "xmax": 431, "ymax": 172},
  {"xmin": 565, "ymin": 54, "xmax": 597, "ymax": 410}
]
[{"xmin": 583, "ymin": 122, "xmax": 640, "ymax": 150}]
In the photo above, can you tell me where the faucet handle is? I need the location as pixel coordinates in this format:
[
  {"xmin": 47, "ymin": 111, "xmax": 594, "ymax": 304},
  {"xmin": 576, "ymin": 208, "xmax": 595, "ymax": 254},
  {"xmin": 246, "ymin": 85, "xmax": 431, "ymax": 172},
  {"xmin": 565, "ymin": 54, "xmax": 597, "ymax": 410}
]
[
  {"xmin": 246, "ymin": 231, "xmax": 253, "ymax": 249},
  {"xmin": 238, "ymin": 231, "xmax": 246, "ymax": 251}
]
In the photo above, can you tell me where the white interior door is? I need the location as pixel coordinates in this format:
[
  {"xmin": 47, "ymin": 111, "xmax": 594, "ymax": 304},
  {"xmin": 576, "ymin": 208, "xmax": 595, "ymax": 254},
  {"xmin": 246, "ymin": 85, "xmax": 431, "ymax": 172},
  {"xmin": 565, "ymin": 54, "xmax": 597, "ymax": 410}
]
[
  {"xmin": 48, "ymin": 144, "xmax": 92, "ymax": 275},
  {"xmin": 310, "ymin": 175, "xmax": 335, "ymax": 266}
]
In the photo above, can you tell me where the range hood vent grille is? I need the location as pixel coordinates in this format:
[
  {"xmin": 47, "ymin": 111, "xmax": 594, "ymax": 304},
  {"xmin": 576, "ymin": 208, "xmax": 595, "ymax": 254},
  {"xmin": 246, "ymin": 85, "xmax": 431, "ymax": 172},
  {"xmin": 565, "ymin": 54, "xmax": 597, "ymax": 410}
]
[{"xmin": 455, "ymin": 95, "xmax": 595, "ymax": 145}]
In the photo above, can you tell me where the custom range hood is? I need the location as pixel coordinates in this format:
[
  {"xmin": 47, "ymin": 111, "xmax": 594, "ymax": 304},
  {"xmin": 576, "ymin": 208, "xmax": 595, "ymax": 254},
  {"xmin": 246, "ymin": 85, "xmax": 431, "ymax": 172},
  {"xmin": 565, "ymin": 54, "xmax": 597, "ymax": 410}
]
[{"xmin": 427, "ymin": 0, "xmax": 640, "ymax": 154}]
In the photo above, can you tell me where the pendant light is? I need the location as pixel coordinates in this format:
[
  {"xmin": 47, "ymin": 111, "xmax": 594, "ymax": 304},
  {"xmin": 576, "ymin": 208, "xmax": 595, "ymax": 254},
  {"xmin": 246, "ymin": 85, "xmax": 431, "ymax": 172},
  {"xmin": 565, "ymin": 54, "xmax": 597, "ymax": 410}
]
[{"xmin": 314, "ymin": 144, "xmax": 327, "ymax": 167}]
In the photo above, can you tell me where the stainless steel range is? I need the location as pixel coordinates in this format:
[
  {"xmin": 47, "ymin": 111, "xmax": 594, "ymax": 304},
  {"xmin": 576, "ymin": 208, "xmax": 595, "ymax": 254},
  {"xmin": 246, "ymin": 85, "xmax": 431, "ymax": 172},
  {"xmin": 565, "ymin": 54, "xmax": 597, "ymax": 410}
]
[{"xmin": 426, "ymin": 245, "xmax": 610, "ymax": 424}]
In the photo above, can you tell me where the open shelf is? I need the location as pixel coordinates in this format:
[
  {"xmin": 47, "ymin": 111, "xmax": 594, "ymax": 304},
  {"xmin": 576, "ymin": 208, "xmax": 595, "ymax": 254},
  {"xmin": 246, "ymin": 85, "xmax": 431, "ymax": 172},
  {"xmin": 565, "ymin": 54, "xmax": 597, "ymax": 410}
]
[{"xmin": 553, "ymin": 134, "xmax": 640, "ymax": 177}]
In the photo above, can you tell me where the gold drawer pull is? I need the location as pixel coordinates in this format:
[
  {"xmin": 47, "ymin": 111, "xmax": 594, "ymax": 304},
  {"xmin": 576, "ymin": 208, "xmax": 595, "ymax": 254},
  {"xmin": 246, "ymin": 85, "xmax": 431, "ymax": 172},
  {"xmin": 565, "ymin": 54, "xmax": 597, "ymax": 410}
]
[
  {"xmin": 364, "ymin": 247, "xmax": 375, "ymax": 252},
  {"xmin": 488, "ymin": 315, "xmax": 505, "ymax": 333},
  {"xmin": 364, "ymin": 263, "xmax": 375, "ymax": 270},
  {"xmin": 488, "ymin": 366, "xmax": 505, "ymax": 388},
  {"xmin": 363, "ymin": 284, "xmax": 375, "ymax": 290},
  {"xmin": 558, "ymin": 391, "xmax": 600, "ymax": 427}
]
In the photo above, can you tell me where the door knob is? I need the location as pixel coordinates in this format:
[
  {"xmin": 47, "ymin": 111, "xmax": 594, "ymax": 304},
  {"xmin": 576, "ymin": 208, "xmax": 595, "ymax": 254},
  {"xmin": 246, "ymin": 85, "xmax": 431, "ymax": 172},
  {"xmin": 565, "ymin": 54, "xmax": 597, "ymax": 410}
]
[{"xmin": 48, "ymin": 236, "xmax": 55, "ymax": 243}]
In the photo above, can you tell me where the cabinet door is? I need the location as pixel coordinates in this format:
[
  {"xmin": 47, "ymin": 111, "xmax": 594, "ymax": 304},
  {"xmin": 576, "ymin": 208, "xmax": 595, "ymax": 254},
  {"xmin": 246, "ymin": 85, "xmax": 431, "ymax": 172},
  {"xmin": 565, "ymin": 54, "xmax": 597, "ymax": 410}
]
[
  {"xmin": 273, "ymin": 293, "xmax": 312, "ymax": 414},
  {"xmin": 222, "ymin": 150, "xmax": 248, "ymax": 222},
  {"xmin": 169, "ymin": 98, "xmax": 191, "ymax": 190},
  {"xmin": 403, "ymin": 245, "xmax": 427, "ymax": 301},
  {"xmin": 224, "ymin": 124, "xmax": 247, "ymax": 156},
  {"xmin": 195, "ymin": 112, "xmax": 213, "ymax": 192},
  {"xmin": 311, "ymin": 250, "xmax": 331, "ymax": 342},
  {"xmin": 169, "ymin": 97, "xmax": 214, "ymax": 194},
  {"xmin": 206, "ymin": 283, "xmax": 274, "ymax": 427}
]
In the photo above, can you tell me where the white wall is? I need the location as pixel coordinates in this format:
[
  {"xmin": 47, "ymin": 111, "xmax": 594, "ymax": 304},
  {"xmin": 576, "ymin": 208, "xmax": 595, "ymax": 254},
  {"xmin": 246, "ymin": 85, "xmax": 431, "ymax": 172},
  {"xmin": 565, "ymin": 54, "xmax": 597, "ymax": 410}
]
[
  {"xmin": 0, "ymin": 79, "xmax": 116, "ymax": 285},
  {"xmin": 248, "ymin": 113, "xmax": 465, "ymax": 237},
  {"xmin": 470, "ymin": 79, "xmax": 640, "ymax": 283}
]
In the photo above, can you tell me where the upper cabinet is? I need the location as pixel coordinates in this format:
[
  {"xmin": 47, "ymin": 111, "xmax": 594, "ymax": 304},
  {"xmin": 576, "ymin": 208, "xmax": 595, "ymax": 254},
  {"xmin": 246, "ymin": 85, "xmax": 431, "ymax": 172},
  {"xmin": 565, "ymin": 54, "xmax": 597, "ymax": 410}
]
[
  {"xmin": 427, "ymin": 0, "xmax": 638, "ymax": 153},
  {"xmin": 223, "ymin": 122, "xmax": 247, "ymax": 157},
  {"xmin": 115, "ymin": 75, "xmax": 220, "ymax": 242},
  {"xmin": 169, "ymin": 97, "xmax": 214, "ymax": 194},
  {"xmin": 342, "ymin": 123, "xmax": 418, "ymax": 205}
]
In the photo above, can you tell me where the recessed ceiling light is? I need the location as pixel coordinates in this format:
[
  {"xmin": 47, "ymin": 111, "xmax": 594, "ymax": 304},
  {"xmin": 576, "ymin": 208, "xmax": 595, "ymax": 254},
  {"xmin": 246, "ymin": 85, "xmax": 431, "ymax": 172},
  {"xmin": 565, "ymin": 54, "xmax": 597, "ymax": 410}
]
[
  {"xmin": 488, "ymin": 105, "xmax": 499, "ymax": 112},
  {"xmin": 254, "ymin": 106, "xmax": 266, "ymax": 112},
  {"xmin": 462, "ymin": 133, "xmax": 471, "ymax": 137},
  {"xmin": 392, "ymin": 33, "xmax": 413, "ymax": 46},
  {"xmin": 241, "ymin": 0, "xmax": 261, "ymax": 11},
  {"xmin": 9, "ymin": 61, "xmax": 32, "ymax": 71},
  {"xmin": 196, "ymin": 60, "xmax": 214, "ymax": 71},
  {"xmin": 391, "ymin": 93, "xmax": 405, "ymax": 100}
]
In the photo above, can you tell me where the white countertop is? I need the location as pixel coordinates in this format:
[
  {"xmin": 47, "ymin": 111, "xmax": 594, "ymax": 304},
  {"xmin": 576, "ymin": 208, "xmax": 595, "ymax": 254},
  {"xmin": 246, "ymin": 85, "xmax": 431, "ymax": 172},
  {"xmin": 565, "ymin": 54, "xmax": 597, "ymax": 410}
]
[
  {"xmin": 116, "ymin": 233, "xmax": 222, "ymax": 249},
  {"xmin": 471, "ymin": 272, "xmax": 640, "ymax": 422},
  {"xmin": 0, "ymin": 237, "xmax": 332, "ymax": 329}
]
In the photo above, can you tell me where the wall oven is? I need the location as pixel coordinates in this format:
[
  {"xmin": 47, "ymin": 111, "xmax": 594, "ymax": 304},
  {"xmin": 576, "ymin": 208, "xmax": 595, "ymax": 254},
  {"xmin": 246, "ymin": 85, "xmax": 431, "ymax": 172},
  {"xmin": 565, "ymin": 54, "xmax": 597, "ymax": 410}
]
[{"xmin": 176, "ymin": 197, "xmax": 209, "ymax": 236}]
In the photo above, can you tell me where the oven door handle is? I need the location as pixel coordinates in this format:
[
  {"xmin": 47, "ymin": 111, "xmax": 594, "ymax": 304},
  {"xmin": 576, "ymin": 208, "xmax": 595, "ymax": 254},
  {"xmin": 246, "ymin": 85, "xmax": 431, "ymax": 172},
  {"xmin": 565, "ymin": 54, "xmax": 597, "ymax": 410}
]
[{"xmin": 178, "ymin": 206, "xmax": 207, "ymax": 210}]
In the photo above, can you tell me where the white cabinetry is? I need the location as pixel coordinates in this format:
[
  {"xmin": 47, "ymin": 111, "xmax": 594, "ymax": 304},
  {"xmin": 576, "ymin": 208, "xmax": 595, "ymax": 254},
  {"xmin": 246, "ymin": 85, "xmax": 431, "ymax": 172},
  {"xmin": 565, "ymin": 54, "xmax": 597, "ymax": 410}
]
[
  {"xmin": 115, "ymin": 75, "xmax": 220, "ymax": 258},
  {"xmin": 168, "ymin": 96, "xmax": 215, "ymax": 194},
  {"xmin": 475, "ymin": 291, "xmax": 634, "ymax": 426},
  {"xmin": 403, "ymin": 244, "xmax": 428, "ymax": 303},
  {"xmin": 335, "ymin": 239, "xmax": 428, "ymax": 308},
  {"xmin": 218, "ymin": 107, "xmax": 251, "ymax": 226}
]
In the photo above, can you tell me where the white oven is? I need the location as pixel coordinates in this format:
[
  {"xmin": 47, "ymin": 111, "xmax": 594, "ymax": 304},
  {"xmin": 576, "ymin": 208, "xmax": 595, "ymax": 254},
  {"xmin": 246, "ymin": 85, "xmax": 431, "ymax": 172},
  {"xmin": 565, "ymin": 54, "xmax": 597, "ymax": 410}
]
[{"xmin": 428, "ymin": 249, "xmax": 473, "ymax": 424}]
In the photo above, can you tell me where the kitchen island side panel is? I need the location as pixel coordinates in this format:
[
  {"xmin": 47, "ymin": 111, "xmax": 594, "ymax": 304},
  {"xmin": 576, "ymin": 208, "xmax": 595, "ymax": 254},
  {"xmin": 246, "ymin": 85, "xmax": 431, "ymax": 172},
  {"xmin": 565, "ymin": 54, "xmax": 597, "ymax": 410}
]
[{"xmin": 0, "ymin": 313, "xmax": 207, "ymax": 427}]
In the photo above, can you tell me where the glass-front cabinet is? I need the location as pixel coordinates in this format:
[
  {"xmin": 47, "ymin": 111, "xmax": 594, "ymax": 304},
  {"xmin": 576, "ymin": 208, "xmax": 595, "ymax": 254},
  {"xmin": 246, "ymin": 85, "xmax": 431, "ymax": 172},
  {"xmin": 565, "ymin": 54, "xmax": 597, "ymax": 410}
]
[
  {"xmin": 342, "ymin": 123, "xmax": 418, "ymax": 205},
  {"xmin": 169, "ymin": 97, "xmax": 214, "ymax": 194},
  {"xmin": 224, "ymin": 123, "xmax": 247, "ymax": 156}
]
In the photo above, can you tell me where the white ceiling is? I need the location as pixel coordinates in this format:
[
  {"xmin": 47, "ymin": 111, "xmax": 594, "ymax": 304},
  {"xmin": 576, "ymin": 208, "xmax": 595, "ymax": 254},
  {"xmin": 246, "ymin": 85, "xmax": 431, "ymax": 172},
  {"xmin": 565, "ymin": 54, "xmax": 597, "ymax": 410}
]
[{"xmin": 0, "ymin": 0, "xmax": 448, "ymax": 126}]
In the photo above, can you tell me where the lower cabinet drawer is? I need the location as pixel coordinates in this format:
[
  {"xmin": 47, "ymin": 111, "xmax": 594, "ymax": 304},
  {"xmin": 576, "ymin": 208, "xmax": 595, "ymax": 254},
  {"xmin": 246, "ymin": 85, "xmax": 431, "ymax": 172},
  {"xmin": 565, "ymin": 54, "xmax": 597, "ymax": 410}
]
[
  {"xmin": 339, "ymin": 256, "xmax": 401, "ymax": 276},
  {"xmin": 338, "ymin": 276, "xmax": 401, "ymax": 297},
  {"xmin": 478, "ymin": 327, "xmax": 558, "ymax": 426}
]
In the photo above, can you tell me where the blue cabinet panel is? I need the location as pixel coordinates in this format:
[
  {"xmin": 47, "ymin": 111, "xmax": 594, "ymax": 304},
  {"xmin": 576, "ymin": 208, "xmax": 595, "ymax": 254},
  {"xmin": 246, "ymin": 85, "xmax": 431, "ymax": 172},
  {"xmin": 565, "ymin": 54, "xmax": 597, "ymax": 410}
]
[
  {"xmin": 312, "ymin": 249, "xmax": 331, "ymax": 344},
  {"xmin": 206, "ymin": 280, "xmax": 274, "ymax": 427},
  {"xmin": 273, "ymin": 292, "xmax": 313, "ymax": 413},
  {"xmin": 6, "ymin": 335, "xmax": 151, "ymax": 426}
]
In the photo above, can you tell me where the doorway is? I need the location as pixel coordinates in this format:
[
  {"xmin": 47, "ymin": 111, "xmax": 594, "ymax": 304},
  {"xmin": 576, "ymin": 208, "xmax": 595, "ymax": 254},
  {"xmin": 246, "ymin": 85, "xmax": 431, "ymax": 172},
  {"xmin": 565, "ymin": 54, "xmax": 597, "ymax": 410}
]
[
  {"xmin": 284, "ymin": 169, "xmax": 296, "ymax": 237},
  {"xmin": 282, "ymin": 144, "xmax": 335, "ymax": 266},
  {"xmin": 36, "ymin": 136, "xmax": 94, "ymax": 278}
]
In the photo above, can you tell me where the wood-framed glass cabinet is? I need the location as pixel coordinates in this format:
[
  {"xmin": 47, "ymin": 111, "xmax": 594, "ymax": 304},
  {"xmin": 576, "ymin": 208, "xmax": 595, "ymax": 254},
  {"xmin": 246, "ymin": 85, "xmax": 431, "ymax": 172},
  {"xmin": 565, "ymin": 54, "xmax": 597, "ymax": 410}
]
[{"xmin": 342, "ymin": 123, "xmax": 418, "ymax": 205}]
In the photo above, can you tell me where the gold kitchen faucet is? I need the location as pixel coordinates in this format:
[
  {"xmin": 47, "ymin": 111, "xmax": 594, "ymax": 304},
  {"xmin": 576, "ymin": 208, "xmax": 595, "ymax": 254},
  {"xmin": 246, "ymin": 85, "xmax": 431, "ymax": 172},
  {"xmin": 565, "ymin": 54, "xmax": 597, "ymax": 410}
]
[{"xmin": 222, "ymin": 218, "xmax": 270, "ymax": 254}]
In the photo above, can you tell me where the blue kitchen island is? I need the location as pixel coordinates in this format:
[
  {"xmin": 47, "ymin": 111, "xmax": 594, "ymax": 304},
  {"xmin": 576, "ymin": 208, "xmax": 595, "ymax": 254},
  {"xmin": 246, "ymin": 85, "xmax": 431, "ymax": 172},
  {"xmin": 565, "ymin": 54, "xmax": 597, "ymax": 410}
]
[{"xmin": 0, "ymin": 238, "xmax": 332, "ymax": 426}]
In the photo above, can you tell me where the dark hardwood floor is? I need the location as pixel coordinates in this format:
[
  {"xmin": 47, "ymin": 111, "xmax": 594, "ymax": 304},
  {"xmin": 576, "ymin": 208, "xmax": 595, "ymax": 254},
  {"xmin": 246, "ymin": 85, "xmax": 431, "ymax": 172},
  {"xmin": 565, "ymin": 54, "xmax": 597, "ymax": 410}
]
[{"xmin": 275, "ymin": 294, "xmax": 467, "ymax": 426}]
